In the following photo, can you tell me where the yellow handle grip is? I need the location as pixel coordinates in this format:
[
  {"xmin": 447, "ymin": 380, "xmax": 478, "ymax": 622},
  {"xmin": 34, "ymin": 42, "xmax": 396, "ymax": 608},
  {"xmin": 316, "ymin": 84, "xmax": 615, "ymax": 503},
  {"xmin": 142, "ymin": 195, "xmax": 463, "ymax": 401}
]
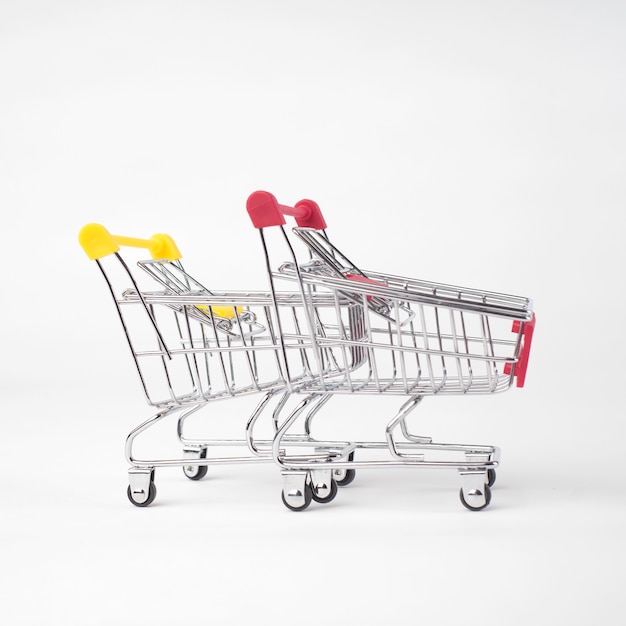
[{"xmin": 79, "ymin": 223, "xmax": 182, "ymax": 261}]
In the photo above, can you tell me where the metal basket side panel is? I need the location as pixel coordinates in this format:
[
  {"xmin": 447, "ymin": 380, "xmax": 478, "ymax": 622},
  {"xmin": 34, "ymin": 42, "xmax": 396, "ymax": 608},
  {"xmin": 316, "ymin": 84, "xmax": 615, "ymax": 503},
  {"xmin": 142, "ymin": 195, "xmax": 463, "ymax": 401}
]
[
  {"xmin": 275, "ymin": 268, "xmax": 527, "ymax": 395},
  {"xmin": 269, "ymin": 287, "xmax": 366, "ymax": 391},
  {"xmin": 122, "ymin": 296, "xmax": 297, "ymax": 406},
  {"xmin": 361, "ymin": 301, "xmax": 520, "ymax": 394}
]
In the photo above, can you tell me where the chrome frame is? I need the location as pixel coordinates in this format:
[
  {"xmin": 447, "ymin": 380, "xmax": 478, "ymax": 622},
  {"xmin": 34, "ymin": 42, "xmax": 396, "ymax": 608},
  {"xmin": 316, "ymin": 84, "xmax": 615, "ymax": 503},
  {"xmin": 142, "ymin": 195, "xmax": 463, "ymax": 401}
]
[{"xmin": 89, "ymin": 215, "xmax": 533, "ymax": 511}]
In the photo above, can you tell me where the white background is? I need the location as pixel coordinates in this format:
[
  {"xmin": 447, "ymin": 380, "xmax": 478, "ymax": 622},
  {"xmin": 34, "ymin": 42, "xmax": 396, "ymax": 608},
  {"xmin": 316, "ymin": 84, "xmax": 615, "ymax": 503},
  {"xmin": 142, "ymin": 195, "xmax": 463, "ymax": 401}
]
[{"xmin": 1, "ymin": 1, "xmax": 625, "ymax": 624}]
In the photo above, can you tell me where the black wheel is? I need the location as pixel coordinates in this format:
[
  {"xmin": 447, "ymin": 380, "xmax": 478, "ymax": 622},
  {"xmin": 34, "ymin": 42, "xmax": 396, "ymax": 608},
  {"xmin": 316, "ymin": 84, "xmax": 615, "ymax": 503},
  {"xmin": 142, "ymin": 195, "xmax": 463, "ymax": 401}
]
[
  {"xmin": 334, "ymin": 451, "xmax": 356, "ymax": 487},
  {"xmin": 281, "ymin": 483, "xmax": 313, "ymax": 512},
  {"xmin": 334, "ymin": 468, "xmax": 356, "ymax": 487},
  {"xmin": 184, "ymin": 464, "xmax": 208, "ymax": 481},
  {"xmin": 127, "ymin": 481, "xmax": 157, "ymax": 507},
  {"xmin": 459, "ymin": 484, "xmax": 492, "ymax": 511},
  {"xmin": 487, "ymin": 469, "xmax": 496, "ymax": 487},
  {"xmin": 183, "ymin": 449, "xmax": 208, "ymax": 481},
  {"xmin": 311, "ymin": 478, "xmax": 338, "ymax": 504}
]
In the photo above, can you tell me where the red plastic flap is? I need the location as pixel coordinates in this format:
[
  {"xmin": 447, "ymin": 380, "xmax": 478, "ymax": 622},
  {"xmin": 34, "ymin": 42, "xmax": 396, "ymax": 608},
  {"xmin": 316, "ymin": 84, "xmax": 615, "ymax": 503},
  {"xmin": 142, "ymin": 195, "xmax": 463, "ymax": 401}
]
[
  {"xmin": 346, "ymin": 273, "xmax": 387, "ymax": 301},
  {"xmin": 345, "ymin": 273, "xmax": 386, "ymax": 288},
  {"xmin": 246, "ymin": 191, "xmax": 327, "ymax": 230},
  {"xmin": 504, "ymin": 313, "xmax": 536, "ymax": 387}
]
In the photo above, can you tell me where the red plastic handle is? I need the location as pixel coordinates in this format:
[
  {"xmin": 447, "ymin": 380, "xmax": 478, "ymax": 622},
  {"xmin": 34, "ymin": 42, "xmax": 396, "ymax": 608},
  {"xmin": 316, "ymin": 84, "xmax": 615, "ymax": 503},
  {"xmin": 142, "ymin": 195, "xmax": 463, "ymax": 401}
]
[
  {"xmin": 246, "ymin": 190, "xmax": 327, "ymax": 230},
  {"xmin": 504, "ymin": 313, "xmax": 536, "ymax": 387}
]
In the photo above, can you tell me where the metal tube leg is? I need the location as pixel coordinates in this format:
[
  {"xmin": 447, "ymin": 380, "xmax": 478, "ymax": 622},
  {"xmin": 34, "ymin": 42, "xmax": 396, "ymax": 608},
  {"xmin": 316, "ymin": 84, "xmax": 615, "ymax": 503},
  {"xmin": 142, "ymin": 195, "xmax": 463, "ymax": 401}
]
[
  {"xmin": 245, "ymin": 391, "xmax": 278, "ymax": 456},
  {"xmin": 385, "ymin": 396, "xmax": 425, "ymax": 460},
  {"xmin": 272, "ymin": 394, "xmax": 318, "ymax": 467}
]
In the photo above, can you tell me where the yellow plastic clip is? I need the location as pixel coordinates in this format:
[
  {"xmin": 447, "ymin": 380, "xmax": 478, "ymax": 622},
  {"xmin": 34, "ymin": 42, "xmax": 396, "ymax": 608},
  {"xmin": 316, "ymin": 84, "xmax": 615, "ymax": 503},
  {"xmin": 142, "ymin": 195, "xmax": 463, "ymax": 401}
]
[
  {"xmin": 79, "ymin": 224, "xmax": 182, "ymax": 261},
  {"xmin": 196, "ymin": 305, "xmax": 243, "ymax": 320}
]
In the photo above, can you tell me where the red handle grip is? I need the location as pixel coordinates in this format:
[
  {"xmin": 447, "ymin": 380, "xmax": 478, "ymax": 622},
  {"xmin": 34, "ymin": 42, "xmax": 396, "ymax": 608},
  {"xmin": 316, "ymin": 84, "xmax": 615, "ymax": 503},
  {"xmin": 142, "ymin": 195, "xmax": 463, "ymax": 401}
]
[
  {"xmin": 504, "ymin": 313, "xmax": 536, "ymax": 388},
  {"xmin": 246, "ymin": 190, "xmax": 327, "ymax": 230}
]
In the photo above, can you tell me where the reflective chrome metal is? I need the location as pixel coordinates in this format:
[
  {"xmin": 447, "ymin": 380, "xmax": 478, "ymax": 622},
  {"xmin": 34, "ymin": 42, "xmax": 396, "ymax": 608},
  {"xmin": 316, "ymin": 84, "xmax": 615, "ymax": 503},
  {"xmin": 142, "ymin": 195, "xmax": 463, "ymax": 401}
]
[
  {"xmin": 459, "ymin": 470, "xmax": 490, "ymax": 509},
  {"xmin": 87, "ymin": 207, "xmax": 531, "ymax": 511},
  {"xmin": 309, "ymin": 468, "xmax": 333, "ymax": 499},
  {"xmin": 128, "ymin": 468, "xmax": 154, "ymax": 505},
  {"xmin": 281, "ymin": 471, "xmax": 309, "ymax": 509}
]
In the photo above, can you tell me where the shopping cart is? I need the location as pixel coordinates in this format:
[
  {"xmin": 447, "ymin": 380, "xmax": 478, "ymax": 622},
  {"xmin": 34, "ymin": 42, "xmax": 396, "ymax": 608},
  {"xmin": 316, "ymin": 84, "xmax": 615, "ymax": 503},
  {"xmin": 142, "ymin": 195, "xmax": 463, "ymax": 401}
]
[
  {"xmin": 79, "ymin": 191, "xmax": 535, "ymax": 511},
  {"xmin": 245, "ymin": 191, "xmax": 535, "ymax": 511},
  {"xmin": 78, "ymin": 220, "xmax": 367, "ymax": 507}
]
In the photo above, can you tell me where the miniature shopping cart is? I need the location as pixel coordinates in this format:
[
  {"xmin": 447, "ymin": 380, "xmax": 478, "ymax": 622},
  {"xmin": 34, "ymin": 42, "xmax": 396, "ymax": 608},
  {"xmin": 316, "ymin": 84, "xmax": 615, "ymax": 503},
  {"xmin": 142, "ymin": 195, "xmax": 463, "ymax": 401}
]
[{"xmin": 79, "ymin": 190, "xmax": 535, "ymax": 511}]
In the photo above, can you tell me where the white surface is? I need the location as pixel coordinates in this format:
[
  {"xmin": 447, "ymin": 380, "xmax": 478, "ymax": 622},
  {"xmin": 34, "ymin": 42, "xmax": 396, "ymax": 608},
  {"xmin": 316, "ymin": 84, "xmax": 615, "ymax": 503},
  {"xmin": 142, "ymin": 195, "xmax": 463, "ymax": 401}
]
[{"xmin": 1, "ymin": 1, "xmax": 625, "ymax": 624}]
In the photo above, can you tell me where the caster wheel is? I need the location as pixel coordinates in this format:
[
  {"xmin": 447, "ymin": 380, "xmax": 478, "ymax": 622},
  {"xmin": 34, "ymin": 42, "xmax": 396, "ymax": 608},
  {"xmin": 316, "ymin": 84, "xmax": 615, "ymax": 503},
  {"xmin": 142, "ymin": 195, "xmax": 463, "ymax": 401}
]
[
  {"xmin": 281, "ymin": 483, "xmax": 313, "ymax": 512},
  {"xmin": 183, "ymin": 449, "xmax": 208, "ymax": 481},
  {"xmin": 127, "ymin": 481, "xmax": 157, "ymax": 507},
  {"xmin": 311, "ymin": 478, "xmax": 338, "ymax": 504},
  {"xmin": 487, "ymin": 469, "xmax": 496, "ymax": 487},
  {"xmin": 459, "ymin": 484, "xmax": 491, "ymax": 511},
  {"xmin": 334, "ymin": 452, "xmax": 356, "ymax": 487},
  {"xmin": 184, "ymin": 464, "xmax": 208, "ymax": 481},
  {"xmin": 334, "ymin": 468, "xmax": 356, "ymax": 487}
]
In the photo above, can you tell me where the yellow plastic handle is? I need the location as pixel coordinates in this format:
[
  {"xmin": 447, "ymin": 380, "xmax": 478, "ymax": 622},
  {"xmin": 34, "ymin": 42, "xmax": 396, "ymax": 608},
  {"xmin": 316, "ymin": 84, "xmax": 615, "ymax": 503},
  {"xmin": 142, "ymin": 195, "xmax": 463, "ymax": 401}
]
[{"xmin": 79, "ymin": 223, "xmax": 182, "ymax": 261}]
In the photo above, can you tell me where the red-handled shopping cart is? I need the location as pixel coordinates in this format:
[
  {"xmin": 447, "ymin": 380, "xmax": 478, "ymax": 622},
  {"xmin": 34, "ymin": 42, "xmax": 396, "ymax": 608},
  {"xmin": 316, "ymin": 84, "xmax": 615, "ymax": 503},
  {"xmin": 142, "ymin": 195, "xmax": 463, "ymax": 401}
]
[
  {"xmin": 78, "ymin": 191, "xmax": 534, "ymax": 511},
  {"xmin": 245, "ymin": 191, "xmax": 535, "ymax": 511}
]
